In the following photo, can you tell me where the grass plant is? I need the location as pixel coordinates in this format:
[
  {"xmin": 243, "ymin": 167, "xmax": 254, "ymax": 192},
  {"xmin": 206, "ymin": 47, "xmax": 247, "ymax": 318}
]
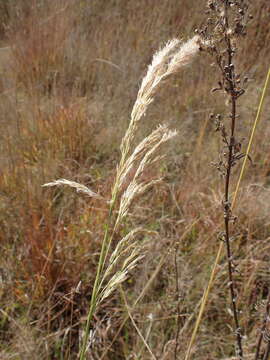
[{"xmin": 44, "ymin": 36, "xmax": 200, "ymax": 359}]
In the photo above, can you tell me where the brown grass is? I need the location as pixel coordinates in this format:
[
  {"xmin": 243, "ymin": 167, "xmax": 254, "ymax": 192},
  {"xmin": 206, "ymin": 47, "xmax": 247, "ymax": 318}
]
[{"xmin": 0, "ymin": 0, "xmax": 270, "ymax": 359}]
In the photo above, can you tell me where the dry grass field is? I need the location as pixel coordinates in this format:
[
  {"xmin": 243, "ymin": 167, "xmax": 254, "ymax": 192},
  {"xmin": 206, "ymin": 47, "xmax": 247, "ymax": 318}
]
[{"xmin": 0, "ymin": 0, "xmax": 270, "ymax": 359}]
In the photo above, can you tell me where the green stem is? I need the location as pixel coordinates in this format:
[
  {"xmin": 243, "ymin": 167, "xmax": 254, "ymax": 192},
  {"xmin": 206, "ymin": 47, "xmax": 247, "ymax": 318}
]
[
  {"xmin": 79, "ymin": 223, "xmax": 110, "ymax": 359},
  {"xmin": 79, "ymin": 160, "xmax": 126, "ymax": 359},
  {"xmin": 79, "ymin": 204, "xmax": 114, "ymax": 360}
]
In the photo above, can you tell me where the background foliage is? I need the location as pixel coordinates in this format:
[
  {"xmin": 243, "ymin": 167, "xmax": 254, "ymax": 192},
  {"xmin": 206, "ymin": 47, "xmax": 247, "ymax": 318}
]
[{"xmin": 0, "ymin": 0, "xmax": 270, "ymax": 358}]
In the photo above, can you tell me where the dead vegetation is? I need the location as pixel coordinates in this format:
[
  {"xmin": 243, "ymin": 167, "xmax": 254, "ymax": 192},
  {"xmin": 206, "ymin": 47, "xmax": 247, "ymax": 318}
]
[{"xmin": 0, "ymin": 0, "xmax": 270, "ymax": 359}]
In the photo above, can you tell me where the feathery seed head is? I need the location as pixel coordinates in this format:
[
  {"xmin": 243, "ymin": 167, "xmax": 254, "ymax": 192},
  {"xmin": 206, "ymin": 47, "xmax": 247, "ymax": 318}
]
[
  {"xmin": 119, "ymin": 37, "xmax": 197, "ymax": 160},
  {"xmin": 42, "ymin": 179, "xmax": 104, "ymax": 200},
  {"xmin": 117, "ymin": 125, "xmax": 177, "ymax": 196},
  {"xmin": 167, "ymin": 35, "xmax": 201, "ymax": 75}
]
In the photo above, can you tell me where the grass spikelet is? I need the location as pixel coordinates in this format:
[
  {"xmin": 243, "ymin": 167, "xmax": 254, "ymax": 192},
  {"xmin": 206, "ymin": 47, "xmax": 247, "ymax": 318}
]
[
  {"xmin": 99, "ymin": 249, "xmax": 144, "ymax": 303},
  {"xmin": 102, "ymin": 228, "xmax": 150, "ymax": 281},
  {"xmin": 167, "ymin": 35, "xmax": 200, "ymax": 74},
  {"xmin": 117, "ymin": 126, "xmax": 174, "ymax": 191},
  {"xmin": 116, "ymin": 125, "xmax": 177, "ymax": 225},
  {"xmin": 118, "ymin": 36, "xmax": 200, "ymax": 175},
  {"xmin": 42, "ymin": 179, "xmax": 104, "ymax": 200},
  {"xmin": 119, "ymin": 39, "xmax": 180, "ymax": 157}
]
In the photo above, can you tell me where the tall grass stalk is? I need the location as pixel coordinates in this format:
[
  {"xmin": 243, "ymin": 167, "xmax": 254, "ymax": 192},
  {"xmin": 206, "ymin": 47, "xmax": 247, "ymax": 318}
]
[
  {"xmin": 233, "ymin": 66, "xmax": 270, "ymax": 207},
  {"xmin": 43, "ymin": 36, "xmax": 200, "ymax": 359}
]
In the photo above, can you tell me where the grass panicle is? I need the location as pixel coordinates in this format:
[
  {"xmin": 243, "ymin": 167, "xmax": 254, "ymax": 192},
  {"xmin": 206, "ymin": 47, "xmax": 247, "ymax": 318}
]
[
  {"xmin": 116, "ymin": 36, "xmax": 200, "ymax": 199},
  {"xmin": 42, "ymin": 36, "xmax": 200, "ymax": 359},
  {"xmin": 43, "ymin": 178, "xmax": 105, "ymax": 200}
]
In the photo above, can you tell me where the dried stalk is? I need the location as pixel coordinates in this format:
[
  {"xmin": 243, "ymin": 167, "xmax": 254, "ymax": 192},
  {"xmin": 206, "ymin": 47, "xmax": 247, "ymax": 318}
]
[
  {"xmin": 222, "ymin": 2, "xmax": 243, "ymax": 357},
  {"xmin": 174, "ymin": 243, "xmax": 181, "ymax": 360},
  {"xmin": 197, "ymin": 0, "xmax": 251, "ymax": 358}
]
